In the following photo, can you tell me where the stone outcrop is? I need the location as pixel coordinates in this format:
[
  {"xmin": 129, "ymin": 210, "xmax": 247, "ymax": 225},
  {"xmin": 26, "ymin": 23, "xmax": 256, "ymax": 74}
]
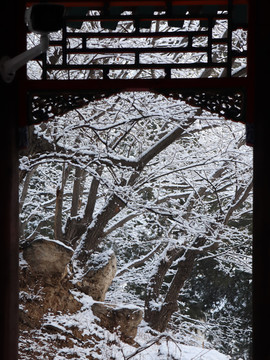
[
  {"xmin": 75, "ymin": 251, "xmax": 117, "ymax": 301},
  {"xmin": 91, "ymin": 302, "xmax": 143, "ymax": 343},
  {"xmin": 23, "ymin": 238, "xmax": 73, "ymax": 278},
  {"xmin": 19, "ymin": 276, "xmax": 81, "ymax": 329},
  {"xmin": 20, "ymin": 244, "xmax": 142, "ymax": 347}
]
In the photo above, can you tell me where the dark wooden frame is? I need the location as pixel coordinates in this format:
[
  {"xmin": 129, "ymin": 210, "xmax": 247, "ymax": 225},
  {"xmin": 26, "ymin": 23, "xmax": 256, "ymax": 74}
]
[{"xmin": 2, "ymin": 1, "xmax": 269, "ymax": 359}]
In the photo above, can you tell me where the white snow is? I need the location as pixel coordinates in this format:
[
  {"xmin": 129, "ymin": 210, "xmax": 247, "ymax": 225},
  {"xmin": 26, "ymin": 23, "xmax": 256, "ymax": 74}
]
[
  {"xmin": 44, "ymin": 238, "xmax": 74, "ymax": 252},
  {"xmin": 30, "ymin": 291, "xmax": 230, "ymax": 360},
  {"xmin": 174, "ymin": 345, "xmax": 229, "ymax": 360}
]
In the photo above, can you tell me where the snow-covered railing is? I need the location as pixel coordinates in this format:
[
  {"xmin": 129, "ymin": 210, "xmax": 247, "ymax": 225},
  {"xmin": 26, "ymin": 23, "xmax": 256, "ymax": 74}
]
[
  {"xmin": 21, "ymin": 1, "xmax": 252, "ymax": 133},
  {"xmin": 26, "ymin": 0, "xmax": 248, "ymax": 81}
]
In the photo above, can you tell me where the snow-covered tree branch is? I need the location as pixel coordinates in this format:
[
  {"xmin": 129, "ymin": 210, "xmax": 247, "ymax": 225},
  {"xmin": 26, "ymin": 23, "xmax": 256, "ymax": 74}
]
[{"xmin": 19, "ymin": 16, "xmax": 251, "ymax": 359}]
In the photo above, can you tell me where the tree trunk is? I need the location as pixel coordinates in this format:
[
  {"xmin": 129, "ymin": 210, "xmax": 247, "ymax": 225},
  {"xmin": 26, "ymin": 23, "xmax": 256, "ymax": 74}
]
[
  {"xmin": 83, "ymin": 167, "xmax": 103, "ymax": 223},
  {"xmin": 70, "ymin": 167, "xmax": 85, "ymax": 217},
  {"xmin": 145, "ymin": 237, "xmax": 205, "ymax": 332},
  {"xmin": 74, "ymin": 194, "xmax": 126, "ymax": 262},
  {"xmin": 54, "ymin": 186, "xmax": 64, "ymax": 241},
  {"xmin": 54, "ymin": 164, "xmax": 70, "ymax": 241},
  {"xmin": 144, "ymin": 245, "xmax": 182, "ymax": 322}
]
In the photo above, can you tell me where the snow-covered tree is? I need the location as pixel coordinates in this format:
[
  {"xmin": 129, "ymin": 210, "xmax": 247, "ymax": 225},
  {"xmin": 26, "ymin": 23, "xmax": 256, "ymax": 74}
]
[
  {"xmin": 19, "ymin": 91, "xmax": 252, "ymax": 355},
  {"xmin": 19, "ymin": 13, "xmax": 251, "ymax": 358}
]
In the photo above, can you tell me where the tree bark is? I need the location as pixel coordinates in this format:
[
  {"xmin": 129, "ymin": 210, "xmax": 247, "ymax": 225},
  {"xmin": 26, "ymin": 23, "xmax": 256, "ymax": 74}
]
[
  {"xmin": 70, "ymin": 167, "xmax": 85, "ymax": 217},
  {"xmin": 146, "ymin": 237, "xmax": 205, "ymax": 332},
  {"xmin": 144, "ymin": 245, "xmax": 182, "ymax": 323},
  {"xmin": 54, "ymin": 185, "xmax": 64, "ymax": 240},
  {"xmin": 54, "ymin": 164, "xmax": 70, "ymax": 241},
  {"xmin": 74, "ymin": 193, "xmax": 126, "ymax": 261},
  {"xmin": 83, "ymin": 167, "xmax": 103, "ymax": 223}
]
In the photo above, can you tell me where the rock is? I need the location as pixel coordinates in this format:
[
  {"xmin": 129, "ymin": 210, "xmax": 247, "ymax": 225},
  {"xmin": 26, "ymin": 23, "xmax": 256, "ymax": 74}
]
[
  {"xmin": 23, "ymin": 238, "xmax": 73, "ymax": 277},
  {"xmin": 92, "ymin": 302, "xmax": 143, "ymax": 343},
  {"xmin": 75, "ymin": 251, "xmax": 117, "ymax": 301}
]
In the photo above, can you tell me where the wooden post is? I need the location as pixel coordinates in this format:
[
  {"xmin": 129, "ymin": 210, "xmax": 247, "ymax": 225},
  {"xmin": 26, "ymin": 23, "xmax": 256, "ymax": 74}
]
[
  {"xmin": 0, "ymin": 93, "xmax": 19, "ymax": 360},
  {"xmin": 0, "ymin": 1, "xmax": 25, "ymax": 359},
  {"xmin": 253, "ymin": 0, "xmax": 270, "ymax": 358}
]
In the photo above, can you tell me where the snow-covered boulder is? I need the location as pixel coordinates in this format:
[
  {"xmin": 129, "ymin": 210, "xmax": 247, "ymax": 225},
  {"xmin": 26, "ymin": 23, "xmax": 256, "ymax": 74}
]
[
  {"xmin": 23, "ymin": 238, "xmax": 73, "ymax": 277},
  {"xmin": 92, "ymin": 302, "xmax": 143, "ymax": 343},
  {"xmin": 74, "ymin": 250, "xmax": 117, "ymax": 301}
]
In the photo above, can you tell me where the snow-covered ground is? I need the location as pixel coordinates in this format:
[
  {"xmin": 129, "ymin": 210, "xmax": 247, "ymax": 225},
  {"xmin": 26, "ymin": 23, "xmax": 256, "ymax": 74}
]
[
  {"xmin": 121, "ymin": 337, "xmax": 230, "ymax": 360},
  {"xmin": 20, "ymin": 290, "xmax": 229, "ymax": 360},
  {"xmin": 126, "ymin": 343, "xmax": 229, "ymax": 360}
]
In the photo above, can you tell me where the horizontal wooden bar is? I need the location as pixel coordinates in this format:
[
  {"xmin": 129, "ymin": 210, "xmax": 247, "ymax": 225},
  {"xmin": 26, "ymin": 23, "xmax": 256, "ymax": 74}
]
[
  {"xmin": 43, "ymin": 62, "xmax": 228, "ymax": 70},
  {"xmin": 26, "ymin": 77, "xmax": 248, "ymax": 92},
  {"xmin": 63, "ymin": 13, "xmax": 228, "ymax": 21},
  {"xmin": 62, "ymin": 47, "xmax": 245, "ymax": 55},
  {"xmin": 26, "ymin": 0, "xmax": 249, "ymax": 8},
  {"xmin": 64, "ymin": 46, "xmax": 210, "ymax": 53},
  {"xmin": 63, "ymin": 30, "xmax": 210, "ymax": 39}
]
